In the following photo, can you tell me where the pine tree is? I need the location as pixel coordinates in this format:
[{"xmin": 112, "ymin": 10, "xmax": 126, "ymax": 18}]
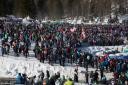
[
  {"xmin": 47, "ymin": 0, "xmax": 64, "ymax": 18},
  {"xmin": 37, "ymin": 0, "xmax": 48, "ymax": 17},
  {"xmin": 0, "ymin": 0, "xmax": 128, "ymax": 18},
  {"xmin": 14, "ymin": 0, "xmax": 37, "ymax": 18},
  {"xmin": 0, "ymin": 0, "xmax": 4, "ymax": 16}
]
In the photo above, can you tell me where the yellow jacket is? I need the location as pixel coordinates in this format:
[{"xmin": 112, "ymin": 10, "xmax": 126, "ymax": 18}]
[{"xmin": 64, "ymin": 80, "xmax": 74, "ymax": 85}]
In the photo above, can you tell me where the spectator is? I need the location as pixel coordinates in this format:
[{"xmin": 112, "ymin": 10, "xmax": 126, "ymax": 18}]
[
  {"xmin": 46, "ymin": 70, "xmax": 50, "ymax": 79},
  {"xmin": 16, "ymin": 73, "xmax": 22, "ymax": 84},
  {"xmin": 85, "ymin": 71, "xmax": 89, "ymax": 84},
  {"xmin": 64, "ymin": 78, "xmax": 74, "ymax": 85},
  {"xmin": 101, "ymin": 75, "xmax": 107, "ymax": 84}
]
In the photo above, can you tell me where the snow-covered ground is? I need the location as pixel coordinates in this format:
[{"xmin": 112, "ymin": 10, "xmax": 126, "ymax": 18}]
[
  {"xmin": 0, "ymin": 55, "xmax": 113, "ymax": 82},
  {"xmin": 0, "ymin": 55, "xmax": 87, "ymax": 79}
]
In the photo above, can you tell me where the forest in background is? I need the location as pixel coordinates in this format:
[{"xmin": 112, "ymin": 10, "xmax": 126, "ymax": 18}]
[{"xmin": 0, "ymin": 0, "xmax": 128, "ymax": 18}]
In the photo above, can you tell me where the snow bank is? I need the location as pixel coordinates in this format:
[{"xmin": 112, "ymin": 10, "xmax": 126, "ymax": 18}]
[
  {"xmin": 0, "ymin": 56, "xmax": 84, "ymax": 80},
  {"xmin": 0, "ymin": 56, "xmax": 113, "ymax": 81}
]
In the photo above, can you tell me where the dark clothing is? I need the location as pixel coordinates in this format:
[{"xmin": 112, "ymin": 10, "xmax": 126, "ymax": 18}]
[
  {"xmin": 74, "ymin": 74, "xmax": 78, "ymax": 82},
  {"xmin": 46, "ymin": 70, "xmax": 50, "ymax": 79},
  {"xmin": 85, "ymin": 72, "xmax": 89, "ymax": 83},
  {"xmin": 49, "ymin": 78, "xmax": 55, "ymax": 85}
]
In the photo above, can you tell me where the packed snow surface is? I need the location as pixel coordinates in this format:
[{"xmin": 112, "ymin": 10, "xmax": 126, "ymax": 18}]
[
  {"xmin": 0, "ymin": 56, "xmax": 85, "ymax": 78},
  {"xmin": 0, "ymin": 55, "xmax": 113, "ymax": 81}
]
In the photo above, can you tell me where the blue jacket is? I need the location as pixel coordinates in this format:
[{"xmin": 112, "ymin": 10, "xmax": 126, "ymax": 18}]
[
  {"xmin": 16, "ymin": 74, "xmax": 22, "ymax": 84},
  {"xmin": 116, "ymin": 63, "xmax": 121, "ymax": 73}
]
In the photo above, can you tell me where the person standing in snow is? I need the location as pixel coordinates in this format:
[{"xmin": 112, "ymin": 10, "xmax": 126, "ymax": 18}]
[
  {"xmin": 40, "ymin": 71, "xmax": 44, "ymax": 82},
  {"xmin": 23, "ymin": 43, "xmax": 29, "ymax": 58},
  {"xmin": 48, "ymin": 76, "xmax": 56, "ymax": 85},
  {"xmin": 33, "ymin": 43, "xmax": 40, "ymax": 58},
  {"xmin": 78, "ymin": 55, "xmax": 83, "ymax": 67},
  {"xmin": 74, "ymin": 69, "xmax": 78, "ymax": 82},
  {"xmin": 6, "ymin": 42, "xmax": 10, "ymax": 54},
  {"xmin": 99, "ymin": 62, "xmax": 104, "ymax": 80},
  {"xmin": 28, "ymin": 75, "xmax": 36, "ymax": 85},
  {"xmin": 85, "ymin": 71, "xmax": 89, "ymax": 84},
  {"xmin": 15, "ymin": 73, "xmax": 23, "ymax": 84},
  {"xmin": 12, "ymin": 40, "xmax": 19, "ymax": 56},
  {"xmin": 46, "ymin": 70, "xmax": 50, "ymax": 79},
  {"xmin": 19, "ymin": 41, "xmax": 24, "ymax": 54},
  {"xmin": 101, "ymin": 75, "xmax": 107, "ymax": 84},
  {"xmin": 62, "ymin": 54, "xmax": 65, "ymax": 66},
  {"xmin": 116, "ymin": 61, "xmax": 121, "ymax": 74},
  {"xmin": 34, "ymin": 75, "xmax": 42, "ymax": 85},
  {"xmin": 64, "ymin": 78, "xmax": 74, "ymax": 85},
  {"xmin": 89, "ymin": 71, "xmax": 94, "ymax": 83},
  {"xmin": 93, "ymin": 70, "xmax": 99, "ymax": 84},
  {"xmin": 58, "ymin": 48, "xmax": 62, "ymax": 65},
  {"xmin": 122, "ymin": 62, "xmax": 127, "ymax": 73},
  {"xmin": 59, "ymin": 75, "xmax": 66, "ymax": 85},
  {"xmin": 21, "ymin": 73, "xmax": 28, "ymax": 85},
  {"xmin": 1, "ymin": 44, "xmax": 6, "ymax": 56}
]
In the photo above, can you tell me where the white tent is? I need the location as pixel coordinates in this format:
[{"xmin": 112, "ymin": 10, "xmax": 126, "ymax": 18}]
[
  {"xmin": 119, "ymin": 14, "xmax": 128, "ymax": 23},
  {"xmin": 22, "ymin": 16, "xmax": 31, "ymax": 26}
]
